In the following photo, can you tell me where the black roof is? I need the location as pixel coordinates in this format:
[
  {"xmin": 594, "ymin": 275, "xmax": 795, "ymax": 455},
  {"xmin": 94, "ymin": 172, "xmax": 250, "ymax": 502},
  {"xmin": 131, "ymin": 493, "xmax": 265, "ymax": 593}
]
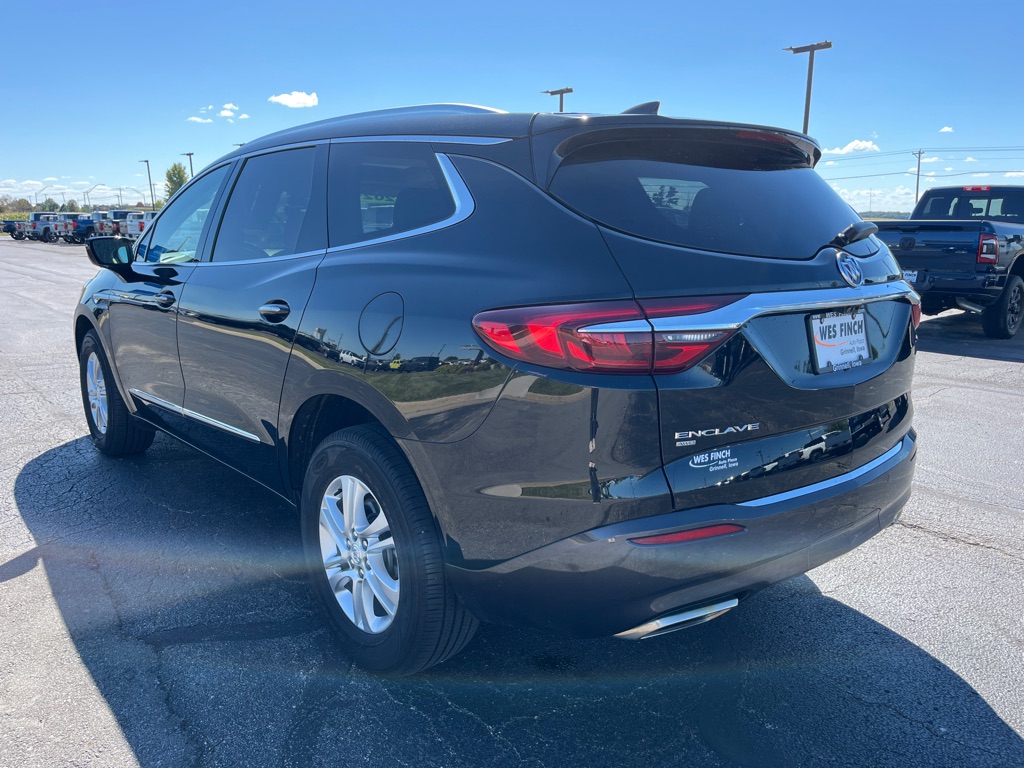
[{"xmin": 219, "ymin": 103, "xmax": 820, "ymax": 164}]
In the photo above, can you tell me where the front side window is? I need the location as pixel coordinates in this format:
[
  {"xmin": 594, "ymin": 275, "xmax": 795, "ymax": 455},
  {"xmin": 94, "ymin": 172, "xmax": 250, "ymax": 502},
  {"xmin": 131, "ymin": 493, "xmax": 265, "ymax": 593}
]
[
  {"xmin": 328, "ymin": 143, "xmax": 455, "ymax": 248},
  {"xmin": 137, "ymin": 166, "xmax": 230, "ymax": 264},
  {"xmin": 210, "ymin": 147, "xmax": 320, "ymax": 262}
]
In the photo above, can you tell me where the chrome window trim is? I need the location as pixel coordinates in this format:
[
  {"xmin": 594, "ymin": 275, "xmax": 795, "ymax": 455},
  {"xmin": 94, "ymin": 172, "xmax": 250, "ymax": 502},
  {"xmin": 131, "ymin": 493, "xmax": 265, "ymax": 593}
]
[
  {"xmin": 329, "ymin": 135, "xmax": 510, "ymax": 146},
  {"xmin": 737, "ymin": 438, "xmax": 908, "ymax": 508},
  {"xmin": 325, "ymin": 153, "xmax": 475, "ymax": 255},
  {"xmin": 194, "ymin": 247, "xmax": 326, "ymax": 268},
  {"xmin": 129, "ymin": 389, "xmax": 262, "ymax": 443},
  {"xmin": 579, "ymin": 282, "xmax": 921, "ymax": 334}
]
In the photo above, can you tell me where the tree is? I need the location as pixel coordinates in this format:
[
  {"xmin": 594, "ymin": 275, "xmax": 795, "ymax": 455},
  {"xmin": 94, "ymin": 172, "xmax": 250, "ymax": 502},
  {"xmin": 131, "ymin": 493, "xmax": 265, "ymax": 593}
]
[
  {"xmin": 66, "ymin": 199, "xmax": 80, "ymax": 212},
  {"xmin": 41, "ymin": 197, "xmax": 59, "ymax": 212},
  {"xmin": 164, "ymin": 162, "xmax": 189, "ymax": 201},
  {"xmin": 11, "ymin": 198, "xmax": 32, "ymax": 212}
]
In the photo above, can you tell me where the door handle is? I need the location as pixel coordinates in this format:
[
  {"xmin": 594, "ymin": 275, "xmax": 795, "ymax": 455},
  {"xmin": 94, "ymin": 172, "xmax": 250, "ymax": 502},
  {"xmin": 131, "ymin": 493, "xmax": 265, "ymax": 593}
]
[
  {"xmin": 259, "ymin": 301, "xmax": 291, "ymax": 322},
  {"xmin": 154, "ymin": 291, "xmax": 176, "ymax": 308}
]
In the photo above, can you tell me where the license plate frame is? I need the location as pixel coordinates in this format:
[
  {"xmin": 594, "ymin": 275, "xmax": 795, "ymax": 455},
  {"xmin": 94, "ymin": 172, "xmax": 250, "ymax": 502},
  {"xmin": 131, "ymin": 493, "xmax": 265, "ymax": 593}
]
[{"xmin": 807, "ymin": 307, "xmax": 871, "ymax": 374}]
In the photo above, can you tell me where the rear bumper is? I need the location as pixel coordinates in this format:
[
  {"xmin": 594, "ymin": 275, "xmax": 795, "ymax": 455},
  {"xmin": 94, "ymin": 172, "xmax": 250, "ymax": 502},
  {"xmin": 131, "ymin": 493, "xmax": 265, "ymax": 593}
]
[
  {"xmin": 908, "ymin": 270, "xmax": 1004, "ymax": 305},
  {"xmin": 447, "ymin": 431, "xmax": 915, "ymax": 637}
]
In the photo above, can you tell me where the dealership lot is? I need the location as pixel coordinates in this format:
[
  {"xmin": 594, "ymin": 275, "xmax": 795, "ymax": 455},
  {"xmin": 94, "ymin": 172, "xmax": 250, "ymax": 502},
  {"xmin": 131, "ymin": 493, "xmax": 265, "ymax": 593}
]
[{"xmin": 0, "ymin": 238, "xmax": 1021, "ymax": 767}]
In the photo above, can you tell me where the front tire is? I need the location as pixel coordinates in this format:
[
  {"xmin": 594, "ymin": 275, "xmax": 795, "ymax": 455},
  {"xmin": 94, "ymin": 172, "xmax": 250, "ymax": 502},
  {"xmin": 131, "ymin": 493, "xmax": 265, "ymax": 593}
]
[
  {"xmin": 79, "ymin": 331, "xmax": 155, "ymax": 456},
  {"xmin": 981, "ymin": 275, "xmax": 1023, "ymax": 339},
  {"xmin": 300, "ymin": 425, "xmax": 477, "ymax": 675}
]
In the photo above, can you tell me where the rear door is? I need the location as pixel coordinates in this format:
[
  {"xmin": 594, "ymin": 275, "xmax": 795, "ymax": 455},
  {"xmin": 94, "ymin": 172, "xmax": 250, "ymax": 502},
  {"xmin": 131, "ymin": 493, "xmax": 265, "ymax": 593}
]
[{"xmin": 174, "ymin": 144, "xmax": 327, "ymax": 492}]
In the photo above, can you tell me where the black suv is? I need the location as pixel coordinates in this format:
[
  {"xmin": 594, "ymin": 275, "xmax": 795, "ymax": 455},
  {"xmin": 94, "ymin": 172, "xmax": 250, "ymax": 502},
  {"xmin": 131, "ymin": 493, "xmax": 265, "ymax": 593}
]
[{"xmin": 75, "ymin": 103, "xmax": 919, "ymax": 674}]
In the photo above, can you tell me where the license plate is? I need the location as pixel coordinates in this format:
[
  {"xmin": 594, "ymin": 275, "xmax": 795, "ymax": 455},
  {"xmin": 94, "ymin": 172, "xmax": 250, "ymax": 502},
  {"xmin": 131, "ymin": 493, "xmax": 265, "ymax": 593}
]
[
  {"xmin": 902, "ymin": 269, "xmax": 918, "ymax": 283},
  {"xmin": 808, "ymin": 308, "xmax": 870, "ymax": 374}
]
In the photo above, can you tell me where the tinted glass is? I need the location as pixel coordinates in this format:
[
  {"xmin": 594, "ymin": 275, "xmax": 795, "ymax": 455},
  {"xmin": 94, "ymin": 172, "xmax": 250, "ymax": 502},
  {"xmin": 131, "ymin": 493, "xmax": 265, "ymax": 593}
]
[
  {"xmin": 328, "ymin": 143, "xmax": 455, "ymax": 248},
  {"xmin": 918, "ymin": 189, "xmax": 1024, "ymax": 221},
  {"xmin": 211, "ymin": 147, "xmax": 319, "ymax": 262},
  {"xmin": 137, "ymin": 166, "xmax": 229, "ymax": 264},
  {"xmin": 549, "ymin": 137, "xmax": 862, "ymax": 260}
]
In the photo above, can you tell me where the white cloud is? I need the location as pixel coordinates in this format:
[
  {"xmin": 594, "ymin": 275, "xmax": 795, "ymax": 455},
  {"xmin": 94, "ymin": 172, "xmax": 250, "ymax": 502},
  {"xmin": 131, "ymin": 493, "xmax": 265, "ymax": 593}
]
[
  {"xmin": 944, "ymin": 167, "xmax": 953, "ymax": 171},
  {"xmin": 239, "ymin": 113, "xmax": 250, "ymax": 119},
  {"xmin": 1, "ymin": 179, "xmax": 17, "ymax": 185},
  {"xmin": 920, "ymin": 157, "xmax": 941, "ymax": 163},
  {"xmin": 187, "ymin": 116, "xmax": 213, "ymax": 123},
  {"xmin": 822, "ymin": 139, "xmax": 880, "ymax": 155},
  {"xmin": 823, "ymin": 160, "xmax": 836, "ymax": 166},
  {"xmin": 227, "ymin": 119, "xmax": 235, "ymax": 124},
  {"xmin": 1005, "ymin": 171, "xmax": 1024, "ymax": 178},
  {"xmin": 223, "ymin": 102, "xmax": 239, "ymax": 110},
  {"xmin": 43, "ymin": 177, "xmax": 58, "ymax": 181},
  {"xmin": 268, "ymin": 91, "xmax": 318, "ymax": 108},
  {"xmin": 219, "ymin": 109, "xmax": 235, "ymax": 117},
  {"xmin": 939, "ymin": 126, "xmax": 954, "ymax": 133},
  {"xmin": 972, "ymin": 173, "xmax": 991, "ymax": 178},
  {"xmin": 199, "ymin": 107, "xmax": 207, "ymax": 113},
  {"xmin": 965, "ymin": 156, "xmax": 977, "ymax": 162},
  {"xmin": 72, "ymin": 181, "xmax": 90, "ymax": 186},
  {"xmin": 925, "ymin": 172, "xmax": 936, "ymax": 177},
  {"xmin": 207, "ymin": 104, "xmax": 214, "ymax": 110}
]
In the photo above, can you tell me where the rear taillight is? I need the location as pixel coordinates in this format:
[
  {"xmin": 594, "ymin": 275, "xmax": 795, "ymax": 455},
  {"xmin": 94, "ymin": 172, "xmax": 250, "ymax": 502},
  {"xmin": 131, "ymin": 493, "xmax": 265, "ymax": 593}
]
[
  {"xmin": 977, "ymin": 233, "xmax": 999, "ymax": 264},
  {"xmin": 472, "ymin": 295, "xmax": 744, "ymax": 374},
  {"xmin": 31, "ymin": 222, "xmax": 36, "ymax": 229},
  {"xmin": 911, "ymin": 303, "xmax": 921, "ymax": 330}
]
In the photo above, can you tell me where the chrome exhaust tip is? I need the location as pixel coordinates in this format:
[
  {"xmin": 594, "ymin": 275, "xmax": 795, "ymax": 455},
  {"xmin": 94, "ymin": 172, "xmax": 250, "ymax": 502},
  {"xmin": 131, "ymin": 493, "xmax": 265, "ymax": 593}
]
[
  {"xmin": 955, "ymin": 297, "xmax": 985, "ymax": 314},
  {"xmin": 614, "ymin": 598, "xmax": 739, "ymax": 640}
]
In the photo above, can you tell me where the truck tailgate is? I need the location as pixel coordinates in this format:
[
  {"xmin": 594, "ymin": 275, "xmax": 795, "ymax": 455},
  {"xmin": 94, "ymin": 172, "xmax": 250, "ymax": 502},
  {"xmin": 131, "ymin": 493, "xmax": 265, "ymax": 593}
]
[{"xmin": 875, "ymin": 220, "xmax": 984, "ymax": 274}]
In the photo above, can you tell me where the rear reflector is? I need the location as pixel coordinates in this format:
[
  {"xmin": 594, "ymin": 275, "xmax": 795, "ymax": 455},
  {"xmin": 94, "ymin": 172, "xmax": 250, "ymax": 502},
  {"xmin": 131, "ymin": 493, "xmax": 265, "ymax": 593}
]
[
  {"xmin": 630, "ymin": 524, "xmax": 745, "ymax": 546},
  {"xmin": 472, "ymin": 296, "xmax": 744, "ymax": 374}
]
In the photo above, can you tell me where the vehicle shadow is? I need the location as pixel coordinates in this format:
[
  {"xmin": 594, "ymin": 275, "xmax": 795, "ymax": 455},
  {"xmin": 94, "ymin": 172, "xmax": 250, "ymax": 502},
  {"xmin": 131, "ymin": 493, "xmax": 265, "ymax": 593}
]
[
  {"xmin": 12, "ymin": 436, "xmax": 1024, "ymax": 767},
  {"xmin": 917, "ymin": 309, "xmax": 1024, "ymax": 363}
]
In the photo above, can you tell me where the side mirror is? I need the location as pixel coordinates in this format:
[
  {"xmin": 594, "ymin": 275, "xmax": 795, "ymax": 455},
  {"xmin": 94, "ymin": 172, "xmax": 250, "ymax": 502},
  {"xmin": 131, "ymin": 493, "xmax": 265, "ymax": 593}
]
[{"xmin": 85, "ymin": 236, "xmax": 135, "ymax": 277}]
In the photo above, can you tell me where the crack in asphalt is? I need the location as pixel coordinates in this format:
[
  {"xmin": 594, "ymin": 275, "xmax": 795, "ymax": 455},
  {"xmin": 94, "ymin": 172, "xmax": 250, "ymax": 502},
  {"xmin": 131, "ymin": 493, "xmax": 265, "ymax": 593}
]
[{"xmin": 895, "ymin": 520, "xmax": 1022, "ymax": 560}]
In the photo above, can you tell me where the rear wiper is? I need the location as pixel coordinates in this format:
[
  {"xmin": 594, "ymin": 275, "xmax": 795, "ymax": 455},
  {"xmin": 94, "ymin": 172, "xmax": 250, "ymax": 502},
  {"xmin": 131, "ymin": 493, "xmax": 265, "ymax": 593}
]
[{"xmin": 831, "ymin": 220, "xmax": 878, "ymax": 248}]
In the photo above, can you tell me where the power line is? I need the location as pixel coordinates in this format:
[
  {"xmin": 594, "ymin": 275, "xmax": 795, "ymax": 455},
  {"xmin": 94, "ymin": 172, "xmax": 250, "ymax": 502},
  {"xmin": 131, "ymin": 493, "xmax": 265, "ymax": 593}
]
[{"xmin": 820, "ymin": 169, "xmax": 1023, "ymax": 181}]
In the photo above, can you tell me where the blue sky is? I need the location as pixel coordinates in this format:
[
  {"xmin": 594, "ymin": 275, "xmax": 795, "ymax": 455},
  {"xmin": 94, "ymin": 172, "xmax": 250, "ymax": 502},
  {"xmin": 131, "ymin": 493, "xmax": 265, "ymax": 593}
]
[{"xmin": 3, "ymin": 0, "xmax": 1023, "ymax": 212}]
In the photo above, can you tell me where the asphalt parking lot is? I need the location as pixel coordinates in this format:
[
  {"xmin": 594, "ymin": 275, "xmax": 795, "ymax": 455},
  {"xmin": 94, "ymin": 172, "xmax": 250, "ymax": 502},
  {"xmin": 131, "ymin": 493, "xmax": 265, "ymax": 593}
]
[{"xmin": 1, "ymin": 237, "xmax": 1022, "ymax": 768}]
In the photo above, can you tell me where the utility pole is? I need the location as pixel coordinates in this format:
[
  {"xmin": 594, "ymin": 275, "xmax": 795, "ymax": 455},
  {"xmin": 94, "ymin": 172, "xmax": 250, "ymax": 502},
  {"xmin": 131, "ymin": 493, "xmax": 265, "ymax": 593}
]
[
  {"xmin": 542, "ymin": 87, "xmax": 573, "ymax": 113},
  {"xmin": 784, "ymin": 41, "xmax": 832, "ymax": 134},
  {"xmin": 140, "ymin": 159, "xmax": 156, "ymax": 208},
  {"xmin": 913, "ymin": 149, "xmax": 924, "ymax": 204},
  {"xmin": 181, "ymin": 152, "xmax": 194, "ymax": 177}
]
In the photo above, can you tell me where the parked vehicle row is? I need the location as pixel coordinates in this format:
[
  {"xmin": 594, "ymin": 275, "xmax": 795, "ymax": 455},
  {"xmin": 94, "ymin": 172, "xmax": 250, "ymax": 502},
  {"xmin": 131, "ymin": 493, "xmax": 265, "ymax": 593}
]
[{"xmin": 3, "ymin": 208, "xmax": 156, "ymax": 244}]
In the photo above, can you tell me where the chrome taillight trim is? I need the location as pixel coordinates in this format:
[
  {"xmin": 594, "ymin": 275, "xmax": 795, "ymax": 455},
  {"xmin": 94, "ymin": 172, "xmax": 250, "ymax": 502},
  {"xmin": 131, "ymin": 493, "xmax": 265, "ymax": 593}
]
[{"xmin": 579, "ymin": 283, "xmax": 921, "ymax": 334}]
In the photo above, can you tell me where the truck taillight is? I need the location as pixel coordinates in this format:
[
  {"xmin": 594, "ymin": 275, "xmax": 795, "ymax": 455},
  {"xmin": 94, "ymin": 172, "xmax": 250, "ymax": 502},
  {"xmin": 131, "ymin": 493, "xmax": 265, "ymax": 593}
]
[
  {"xmin": 31, "ymin": 222, "xmax": 36, "ymax": 229},
  {"xmin": 472, "ymin": 295, "xmax": 744, "ymax": 374},
  {"xmin": 977, "ymin": 233, "xmax": 999, "ymax": 264}
]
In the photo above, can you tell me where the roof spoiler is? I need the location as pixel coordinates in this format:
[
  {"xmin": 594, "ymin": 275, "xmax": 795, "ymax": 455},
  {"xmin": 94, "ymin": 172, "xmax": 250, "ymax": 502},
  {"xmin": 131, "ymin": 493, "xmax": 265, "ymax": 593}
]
[{"xmin": 621, "ymin": 101, "xmax": 660, "ymax": 115}]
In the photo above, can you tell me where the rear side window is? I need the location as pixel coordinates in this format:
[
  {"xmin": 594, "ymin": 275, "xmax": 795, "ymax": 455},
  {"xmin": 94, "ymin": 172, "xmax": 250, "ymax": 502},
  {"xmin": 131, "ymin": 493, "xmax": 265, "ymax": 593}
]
[
  {"xmin": 328, "ymin": 143, "xmax": 455, "ymax": 248},
  {"xmin": 548, "ymin": 137, "xmax": 862, "ymax": 260}
]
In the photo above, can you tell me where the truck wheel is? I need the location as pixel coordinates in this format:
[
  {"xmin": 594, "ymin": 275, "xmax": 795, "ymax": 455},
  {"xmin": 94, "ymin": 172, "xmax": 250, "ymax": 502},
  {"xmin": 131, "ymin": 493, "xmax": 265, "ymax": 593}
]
[
  {"xmin": 43, "ymin": 229, "xmax": 56, "ymax": 243},
  {"xmin": 981, "ymin": 275, "xmax": 1023, "ymax": 339},
  {"xmin": 300, "ymin": 425, "xmax": 477, "ymax": 675},
  {"xmin": 12, "ymin": 232, "xmax": 24, "ymax": 241}
]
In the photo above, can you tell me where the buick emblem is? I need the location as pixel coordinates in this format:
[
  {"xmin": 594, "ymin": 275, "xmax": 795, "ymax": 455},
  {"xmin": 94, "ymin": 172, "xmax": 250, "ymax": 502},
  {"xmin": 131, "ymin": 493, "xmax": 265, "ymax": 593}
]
[
  {"xmin": 836, "ymin": 252, "xmax": 864, "ymax": 287},
  {"xmin": 899, "ymin": 236, "xmax": 916, "ymax": 252}
]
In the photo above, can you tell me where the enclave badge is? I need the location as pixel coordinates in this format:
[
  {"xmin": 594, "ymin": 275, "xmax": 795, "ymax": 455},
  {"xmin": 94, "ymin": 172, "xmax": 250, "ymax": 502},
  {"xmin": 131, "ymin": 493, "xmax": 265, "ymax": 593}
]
[{"xmin": 836, "ymin": 252, "xmax": 864, "ymax": 287}]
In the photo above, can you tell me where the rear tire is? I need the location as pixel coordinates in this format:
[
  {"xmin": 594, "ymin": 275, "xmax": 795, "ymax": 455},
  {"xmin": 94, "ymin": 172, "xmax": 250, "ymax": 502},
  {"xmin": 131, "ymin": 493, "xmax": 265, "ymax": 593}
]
[
  {"xmin": 981, "ymin": 275, "xmax": 1023, "ymax": 339},
  {"xmin": 300, "ymin": 424, "xmax": 477, "ymax": 675},
  {"xmin": 79, "ymin": 330, "xmax": 155, "ymax": 456}
]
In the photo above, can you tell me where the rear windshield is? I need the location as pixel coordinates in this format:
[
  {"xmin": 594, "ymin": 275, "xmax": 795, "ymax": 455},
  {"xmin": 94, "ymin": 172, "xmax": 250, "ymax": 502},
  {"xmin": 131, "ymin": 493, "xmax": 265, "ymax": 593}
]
[
  {"xmin": 917, "ymin": 189, "xmax": 1024, "ymax": 221},
  {"xmin": 548, "ymin": 137, "xmax": 863, "ymax": 260}
]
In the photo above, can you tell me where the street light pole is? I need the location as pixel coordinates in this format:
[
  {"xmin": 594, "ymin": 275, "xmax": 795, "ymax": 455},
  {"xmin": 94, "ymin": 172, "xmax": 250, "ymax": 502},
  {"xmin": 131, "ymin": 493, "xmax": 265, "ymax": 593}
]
[
  {"xmin": 140, "ymin": 159, "xmax": 156, "ymax": 209},
  {"xmin": 33, "ymin": 185, "xmax": 52, "ymax": 207},
  {"xmin": 784, "ymin": 41, "xmax": 832, "ymax": 134},
  {"xmin": 542, "ymin": 87, "xmax": 573, "ymax": 112},
  {"xmin": 181, "ymin": 152, "xmax": 194, "ymax": 178}
]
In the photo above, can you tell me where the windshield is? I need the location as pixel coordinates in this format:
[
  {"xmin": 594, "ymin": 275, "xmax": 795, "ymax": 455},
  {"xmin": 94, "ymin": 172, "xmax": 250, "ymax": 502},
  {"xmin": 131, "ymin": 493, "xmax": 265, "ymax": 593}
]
[{"xmin": 548, "ymin": 137, "xmax": 866, "ymax": 260}]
